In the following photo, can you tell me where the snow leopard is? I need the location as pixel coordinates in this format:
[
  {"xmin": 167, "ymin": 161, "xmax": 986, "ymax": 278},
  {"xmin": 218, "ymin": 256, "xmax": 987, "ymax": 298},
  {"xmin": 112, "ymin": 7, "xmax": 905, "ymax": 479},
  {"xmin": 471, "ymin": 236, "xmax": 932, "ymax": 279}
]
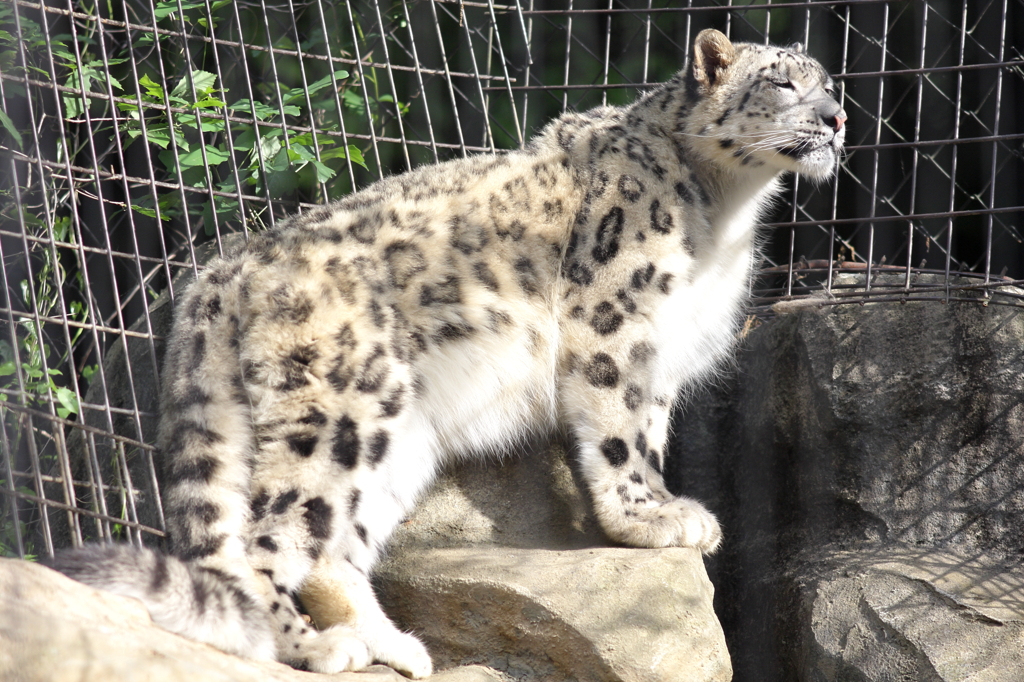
[{"xmin": 52, "ymin": 29, "xmax": 845, "ymax": 677}]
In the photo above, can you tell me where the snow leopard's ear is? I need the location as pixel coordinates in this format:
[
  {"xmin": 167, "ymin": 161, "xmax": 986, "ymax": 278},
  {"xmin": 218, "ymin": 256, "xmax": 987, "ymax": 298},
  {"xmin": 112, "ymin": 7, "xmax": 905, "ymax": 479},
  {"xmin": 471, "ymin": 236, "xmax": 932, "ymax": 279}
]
[
  {"xmin": 692, "ymin": 29, "xmax": 735, "ymax": 90},
  {"xmin": 789, "ymin": 41, "xmax": 805, "ymax": 54}
]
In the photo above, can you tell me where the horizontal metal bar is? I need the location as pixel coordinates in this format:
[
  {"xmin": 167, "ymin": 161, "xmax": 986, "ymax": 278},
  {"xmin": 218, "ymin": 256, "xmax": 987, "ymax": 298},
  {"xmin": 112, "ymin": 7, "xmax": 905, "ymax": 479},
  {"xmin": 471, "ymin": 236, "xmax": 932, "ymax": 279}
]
[
  {"xmin": 0, "ymin": 400, "xmax": 156, "ymax": 452},
  {"xmin": 0, "ymin": 485, "xmax": 165, "ymax": 537},
  {"xmin": 749, "ymin": 295, "xmax": 1024, "ymax": 318},
  {"xmin": 521, "ymin": 0, "xmax": 902, "ymax": 15},
  {"xmin": 763, "ymin": 205, "xmax": 1024, "ymax": 230},
  {"xmin": 488, "ymin": 60, "xmax": 1022, "ymax": 93},
  {"xmin": 0, "ymin": 225, "xmax": 193, "ymax": 271},
  {"xmin": 0, "ymin": 305, "xmax": 165, "ymax": 343}
]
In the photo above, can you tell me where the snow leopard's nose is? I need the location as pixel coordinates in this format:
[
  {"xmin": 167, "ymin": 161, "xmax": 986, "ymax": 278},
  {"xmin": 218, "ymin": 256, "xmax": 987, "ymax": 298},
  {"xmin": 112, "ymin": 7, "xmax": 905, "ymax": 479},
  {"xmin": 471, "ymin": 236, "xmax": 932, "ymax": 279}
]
[{"xmin": 817, "ymin": 101, "xmax": 846, "ymax": 133}]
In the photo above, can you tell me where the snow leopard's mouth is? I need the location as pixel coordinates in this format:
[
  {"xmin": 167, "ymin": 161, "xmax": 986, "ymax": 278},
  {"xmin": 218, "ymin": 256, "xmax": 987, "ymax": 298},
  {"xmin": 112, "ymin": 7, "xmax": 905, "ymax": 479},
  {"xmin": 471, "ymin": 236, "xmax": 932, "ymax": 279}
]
[{"xmin": 777, "ymin": 135, "xmax": 841, "ymax": 160}]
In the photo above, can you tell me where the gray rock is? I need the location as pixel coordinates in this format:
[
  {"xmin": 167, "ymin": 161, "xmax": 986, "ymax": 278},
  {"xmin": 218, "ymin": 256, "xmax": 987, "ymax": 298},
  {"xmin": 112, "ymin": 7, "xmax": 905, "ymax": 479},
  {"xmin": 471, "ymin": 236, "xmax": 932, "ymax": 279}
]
[
  {"xmin": 803, "ymin": 547, "xmax": 1024, "ymax": 682},
  {"xmin": 378, "ymin": 441, "xmax": 732, "ymax": 682},
  {"xmin": 0, "ymin": 557, "xmax": 406, "ymax": 682},
  {"xmin": 666, "ymin": 276, "xmax": 1024, "ymax": 681}
]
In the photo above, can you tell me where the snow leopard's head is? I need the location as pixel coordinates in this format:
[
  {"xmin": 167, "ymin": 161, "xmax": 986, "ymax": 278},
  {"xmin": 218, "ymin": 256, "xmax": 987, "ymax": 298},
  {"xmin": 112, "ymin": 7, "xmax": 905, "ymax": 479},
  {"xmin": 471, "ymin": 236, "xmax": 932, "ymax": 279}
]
[{"xmin": 682, "ymin": 29, "xmax": 846, "ymax": 182}]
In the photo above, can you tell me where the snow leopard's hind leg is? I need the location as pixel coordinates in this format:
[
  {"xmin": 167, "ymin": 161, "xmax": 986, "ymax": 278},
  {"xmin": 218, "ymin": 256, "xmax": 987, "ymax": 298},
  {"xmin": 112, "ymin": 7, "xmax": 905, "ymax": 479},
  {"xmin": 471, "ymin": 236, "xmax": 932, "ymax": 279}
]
[{"xmin": 301, "ymin": 555, "xmax": 433, "ymax": 678}]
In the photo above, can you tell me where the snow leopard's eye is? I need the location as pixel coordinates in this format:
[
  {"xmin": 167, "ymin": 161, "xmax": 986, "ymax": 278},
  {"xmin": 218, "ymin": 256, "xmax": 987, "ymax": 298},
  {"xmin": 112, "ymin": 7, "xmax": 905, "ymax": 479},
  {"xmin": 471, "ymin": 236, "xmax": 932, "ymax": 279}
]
[{"xmin": 769, "ymin": 77, "xmax": 794, "ymax": 90}]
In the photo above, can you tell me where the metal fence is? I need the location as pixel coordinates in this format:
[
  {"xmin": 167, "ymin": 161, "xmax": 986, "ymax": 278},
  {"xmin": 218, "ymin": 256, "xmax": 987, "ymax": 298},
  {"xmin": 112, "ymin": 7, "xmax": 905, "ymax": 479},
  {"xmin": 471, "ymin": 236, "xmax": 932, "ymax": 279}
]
[{"xmin": 0, "ymin": 0, "xmax": 1022, "ymax": 559}]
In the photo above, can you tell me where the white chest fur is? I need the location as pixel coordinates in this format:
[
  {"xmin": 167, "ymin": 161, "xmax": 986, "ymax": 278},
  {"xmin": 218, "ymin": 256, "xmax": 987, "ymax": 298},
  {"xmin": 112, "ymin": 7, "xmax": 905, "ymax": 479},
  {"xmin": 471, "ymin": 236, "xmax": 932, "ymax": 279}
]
[{"xmin": 651, "ymin": 171, "xmax": 781, "ymax": 396}]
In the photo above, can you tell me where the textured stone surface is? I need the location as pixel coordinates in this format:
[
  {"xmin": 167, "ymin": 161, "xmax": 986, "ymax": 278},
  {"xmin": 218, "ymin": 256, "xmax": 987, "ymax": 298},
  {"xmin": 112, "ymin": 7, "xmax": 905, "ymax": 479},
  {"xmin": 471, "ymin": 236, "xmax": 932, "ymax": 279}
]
[
  {"xmin": 665, "ymin": 278, "xmax": 1024, "ymax": 681},
  {"xmin": 0, "ymin": 557, "xmax": 410, "ymax": 682},
  {"xmin": 380, "ymin": 546, "xmax": 728, "ymax": 682},
  {"xmin": 804, "ymin": 547, "xmax": 1024, "ymax": 682},
  {"xmin": 379, "ymin": 441, "xmax": 732, "ymax": 682}
]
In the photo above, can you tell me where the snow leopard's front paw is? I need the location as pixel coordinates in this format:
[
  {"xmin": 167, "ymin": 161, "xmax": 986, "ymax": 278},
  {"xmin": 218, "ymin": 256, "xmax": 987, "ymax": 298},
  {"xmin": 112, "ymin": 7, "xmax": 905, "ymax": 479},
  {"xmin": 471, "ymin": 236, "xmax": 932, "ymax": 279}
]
[
  {"xmin": 600, "ymin": 494, "xmax": 722, "ymax": 553},
  {"xmin": 296, "ymin": 624, "xmax": 372, "ymax": 674},
  {"xmin": 366, "ymin": 627, "xmax": 433, "ymax": 679}
]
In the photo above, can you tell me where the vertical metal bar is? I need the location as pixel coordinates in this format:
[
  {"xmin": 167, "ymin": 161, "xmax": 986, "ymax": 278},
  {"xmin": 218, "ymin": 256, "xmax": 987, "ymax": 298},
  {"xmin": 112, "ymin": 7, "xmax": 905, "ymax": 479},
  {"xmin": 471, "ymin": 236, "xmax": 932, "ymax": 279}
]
[
  {"xmin": 458, "ymin": 4, "xmax": 496, "ymax": 152},
  {"xmin": 428, "ymin": 0, "xmax": 468, "ymax": 157},
  {"xmin": 285, "ymin": 0, "xmax": 336, "ymax": 196},
  {"xmin": 600, "ymin": 0, "xmax": 612, "ymax": 107},
  {"xmin": 171, "ymin": 0, "xmax": 227, "ymax": 248},
  {"xmin": 827, "ymin": 4, "xmax": 853, "ymax": 296},
  {"xmin": 344, "ymin": 0, "xmax": 386, "ymax": 177},
  {"xmin": 313, "ymin": 0, "xmax": 360, "ymax": 188},
  {"xmin": 143, "ymin": 0, "xmax": 207, "ymax": 259},
  {"xmin": 983, "ymin": 0, "xmax": 1008, "ymax": 287},
  {"xmin": 90, "ymin": 6, "xmax": 172, "ymax": 544},
  {"xmin": 113, "ymin": 1, "xmax": 179, "ymax": 483},
  {"xmin": 512, "ymin": 0, "xmax": 533, "ymax": 69},
  {"xmin": 199, "ymin": 0, "xmax": 251, "ymax": 232},
  {"xmin": 642, "ymin": 0, "xmax": 653, "ymax": 85},
  {"xmin": 370, "ymin": 0, "xmax": 412, "ymax": 169},
  {"xmin": 482, "ymin": 16, "xmax": 495, "ymax": 148},
  {"xmin": 487, "ymin": 0, "xmax": 524, "ymax": 147},
  {"xmin": 0, "ymin": 416, "xmax": 25, "ymax": 557},
  {"xmin": 905, "ymin": 2, "xmax": 929, "ymax": 292},
  {"xmin": 113, "ymin": 0, "xmax": 178, "ymax": 314},
  {"xmin": 864, "ymin": 3, "xmax": 890, "ymax": 294},
  {"xmin": 944, "ymin": 0, "xmax": 969, "ymax": 301},
  {"xmin": 561, "ymin": 0, "xmax": 573, "ymax": 112},
  {"xmin": 229, "ymin": 0, "xmax": 279, "ymax": 226},
  {"xmin": 518, "ymin": 0, "xmax": 536, "ymax": 145},
  {"xmin": 401, "ymin": 0, "xmax": 439, "ymax": 163}
]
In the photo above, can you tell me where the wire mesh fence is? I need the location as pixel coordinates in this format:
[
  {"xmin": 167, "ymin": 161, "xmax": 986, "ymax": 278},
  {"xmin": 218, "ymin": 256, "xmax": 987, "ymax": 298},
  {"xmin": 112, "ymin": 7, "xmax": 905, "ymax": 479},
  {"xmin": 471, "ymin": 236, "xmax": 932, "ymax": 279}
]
[{"xmin": 0, "ymin": 0, "xmax": 1022, "ymax": 559}]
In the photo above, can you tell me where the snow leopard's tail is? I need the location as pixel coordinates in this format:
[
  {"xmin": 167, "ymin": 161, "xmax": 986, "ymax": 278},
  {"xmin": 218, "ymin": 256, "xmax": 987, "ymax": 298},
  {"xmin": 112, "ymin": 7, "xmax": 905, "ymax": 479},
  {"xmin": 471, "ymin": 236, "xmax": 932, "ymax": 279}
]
[{"xmin": 49, "ymin": 543, "xmax": 276, "ymax": 659}]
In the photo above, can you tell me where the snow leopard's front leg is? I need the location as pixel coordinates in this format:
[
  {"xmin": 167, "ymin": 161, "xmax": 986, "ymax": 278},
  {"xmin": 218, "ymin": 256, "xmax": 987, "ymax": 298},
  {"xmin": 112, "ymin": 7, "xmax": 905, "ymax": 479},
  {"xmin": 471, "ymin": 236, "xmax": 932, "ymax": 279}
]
[
  {"xmin": 300, "ymin": 554, "xmax": 433, "ymax": 679},
  {"xmin": 563, "ymin": 352, "xmax": 722, "ymax": 553}
]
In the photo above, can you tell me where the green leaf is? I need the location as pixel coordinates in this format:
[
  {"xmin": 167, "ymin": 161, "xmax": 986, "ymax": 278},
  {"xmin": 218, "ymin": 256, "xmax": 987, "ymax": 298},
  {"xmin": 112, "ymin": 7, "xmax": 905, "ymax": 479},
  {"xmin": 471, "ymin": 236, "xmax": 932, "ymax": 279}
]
[
  {"xmin": 179, "ymin": 114, "xmax": 226, "ymax": 133},
  {"xmin": 0, "ymin": 109, "xmax": 23, "ymax": 150},
  {"xmin": 304, "ymin": 70, "xmax": 350, "ymax": 97},
  {"xmin": 54, "ymin": 387, "xmax": 78, "ymax": 416},
  {"xmin": 177, "ymin": 144, "xmax": 230, "ymax": 168},
  {"xmin": 63, "ymin": 70, "xmax": 91, "ymax": 118},
  {"xmin": 82, "ymin": 365, "xmax": 98, "ymax": 383},
  {"xmin": 287, "ymin": 144, "xmax": 315, "ymax": 163},
  {"xmin": 127, "ymin": 124, "xmax": 172, "ymax": 149},
  {"xmin": 343, "ymin": 90, "xmax": 365, "ymax": 114},
  {"xmin": 138, "ymin": 73, "xmax": 165, "ymax": 100},
  {"xmin": 317, "ymin": 144, "xmax": 367, "ymax": 170},
  {"xmin": 346, "ymin": 145, "xmax": 367, "ymax": 169},
  {"xmin": 191, "ymin": 96, "xmax": 227, "ymax": 110},
  {"xmin": 229, "ymin": 99, "xmax": 284, "ymax": 121},
  {"xmin": 311, "ymin": 159, "xmax": 335, "ymax": 183},
  {"xmin": 131, "ymin": 204, "xmax": 169, "ymax": 221},
  {"xmin": 154, "ymin": 0, "xmax": 206, "ymax": 19},
  {"xmin": 171, "ymin": 70, "xmax": 218, "ymax": 100}
]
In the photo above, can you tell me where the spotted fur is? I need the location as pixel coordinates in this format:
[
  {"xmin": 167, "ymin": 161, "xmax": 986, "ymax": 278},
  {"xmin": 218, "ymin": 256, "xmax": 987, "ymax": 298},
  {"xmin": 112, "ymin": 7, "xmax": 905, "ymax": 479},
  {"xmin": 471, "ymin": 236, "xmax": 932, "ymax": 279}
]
[{"xmin": 52, "ymin": 30, "xmax": 844, "ymax": 677}]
